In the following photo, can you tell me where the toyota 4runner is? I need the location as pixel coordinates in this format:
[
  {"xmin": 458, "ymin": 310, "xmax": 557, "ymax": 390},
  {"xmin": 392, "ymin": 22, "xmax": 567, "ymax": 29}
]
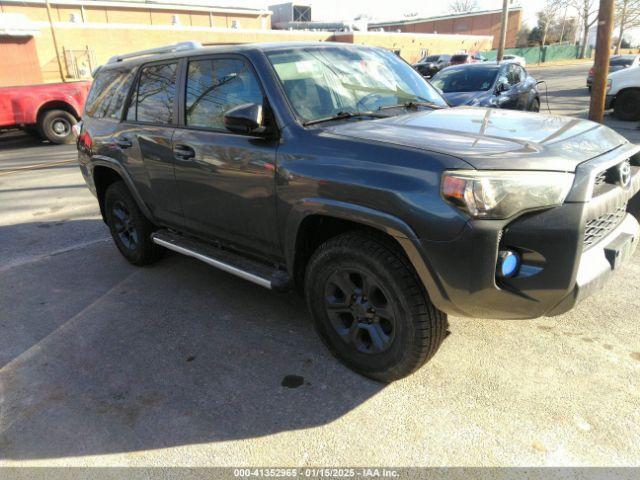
[{"xmin": 77, "ymin": 42, "xmax": 640, "ymax": 382}]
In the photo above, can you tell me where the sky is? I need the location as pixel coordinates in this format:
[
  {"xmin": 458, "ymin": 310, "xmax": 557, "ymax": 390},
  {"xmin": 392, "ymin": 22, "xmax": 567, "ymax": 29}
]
[{"xmin": 233, "ymin": 0, "xmax": 548, "ymax": 28}]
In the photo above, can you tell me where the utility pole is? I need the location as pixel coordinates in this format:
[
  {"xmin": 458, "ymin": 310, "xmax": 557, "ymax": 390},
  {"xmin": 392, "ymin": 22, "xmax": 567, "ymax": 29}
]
[
  {"xmin": 45, "ymin": 0, "xmax": 66, "ymax": 82},
  {"xmin": 497, "ymin": 0, "xmax": 509, "ymax": 62},
  {"xmin": 589, "ymin": 0, "xmax": 614, "ymax": 123}
]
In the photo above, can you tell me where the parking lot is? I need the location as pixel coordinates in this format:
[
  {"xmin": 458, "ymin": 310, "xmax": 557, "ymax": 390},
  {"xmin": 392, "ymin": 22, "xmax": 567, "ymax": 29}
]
[{"xmin": 1, "ymin": 63, "xmax": 639, "ymax": 467}]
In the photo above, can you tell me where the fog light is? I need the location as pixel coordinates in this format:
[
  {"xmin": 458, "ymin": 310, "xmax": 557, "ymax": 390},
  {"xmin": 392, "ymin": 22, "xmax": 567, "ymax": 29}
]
[{"xmin": 497, "ymin": 250, "xmax": 520, "ymax": 278}]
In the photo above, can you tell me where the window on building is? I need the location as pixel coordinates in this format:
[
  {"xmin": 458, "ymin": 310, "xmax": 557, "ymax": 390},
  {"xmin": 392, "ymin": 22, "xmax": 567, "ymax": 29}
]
[
  {"xmin": 293, "ymin": 5, "xmax": 311, "ymax": 22},
  {"xmin": 127, "ymin": 62, "xmax": 177, "ymax": 124},
  {"xmin": 185, "ymin": 58, "xmax": 263, "ymax": 130},
  {"xmin": 85, "ymin": 68, "xmax": 136, "ymax": 119}
]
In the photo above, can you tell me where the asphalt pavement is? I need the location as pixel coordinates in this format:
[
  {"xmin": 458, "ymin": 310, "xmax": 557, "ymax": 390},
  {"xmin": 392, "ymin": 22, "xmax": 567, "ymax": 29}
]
[{"xmin": 1, "ymin": 65, "xmax": 640, "ymax": 467}]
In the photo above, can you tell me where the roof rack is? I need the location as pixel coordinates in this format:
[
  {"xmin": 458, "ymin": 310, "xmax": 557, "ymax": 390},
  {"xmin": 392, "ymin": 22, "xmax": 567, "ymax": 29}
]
[{"xmin": 107, "ymin": 41, "xmax": 202, "ymax": 64}]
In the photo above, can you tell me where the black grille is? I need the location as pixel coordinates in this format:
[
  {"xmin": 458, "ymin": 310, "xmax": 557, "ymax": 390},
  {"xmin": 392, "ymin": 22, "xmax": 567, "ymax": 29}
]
[
  {"xmin": 583, "ymin": 203, "xmax": 627, "ymax": 248},
  {"xmin": 594, "ymin": 170, "xmax": 607, "ymax": 187},
  {"xmin": 592, "ymin": 159, "xmax": 631, "ymax": 196}
]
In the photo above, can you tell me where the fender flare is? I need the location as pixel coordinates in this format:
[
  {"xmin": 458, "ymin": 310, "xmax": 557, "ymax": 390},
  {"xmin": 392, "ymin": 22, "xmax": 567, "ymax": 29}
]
[
  {"xmin": 283, "ymin": 198, "xmax": 451, "ymax": 310},
  {"xmin": 90, "ymin": 156, "xmax": 156, "ymax": 223}
]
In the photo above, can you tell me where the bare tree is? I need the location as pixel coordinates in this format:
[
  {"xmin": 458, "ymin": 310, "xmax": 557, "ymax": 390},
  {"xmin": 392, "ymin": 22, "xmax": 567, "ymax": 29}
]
[
  {"xmin": 448, "ymin": 0, "xmax": 479, "ymax": 13},
  {"xmin": 615, "ymin": 0, "xmax": 640, "ymax": 53},
  {"xmin": 539, "ymin": 0, "xmax": 565, "ymax": 46},
  {"xmin": 569, "ymin": 0, "xmax": 599, "ymax": 58}
]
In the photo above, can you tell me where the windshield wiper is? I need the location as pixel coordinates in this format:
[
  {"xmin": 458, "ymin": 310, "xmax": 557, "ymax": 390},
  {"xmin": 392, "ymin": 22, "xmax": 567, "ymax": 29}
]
[
  {"xmin": 303, "ymin": 110, "xmax": 387, "ymax": 126},
  {"xmin": 378, "ymin": 101, "xmax": 445, "ymax": 111}
]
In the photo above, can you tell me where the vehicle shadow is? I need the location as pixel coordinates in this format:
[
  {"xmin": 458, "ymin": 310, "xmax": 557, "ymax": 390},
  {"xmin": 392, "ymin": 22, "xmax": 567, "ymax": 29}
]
[
  {"xmin": 0, "ymin": 131, "xmax": 50, "ymax": 150},
  {"xmin": 0, "ymin": 220, "xmax": 384, "ymax": 460}
]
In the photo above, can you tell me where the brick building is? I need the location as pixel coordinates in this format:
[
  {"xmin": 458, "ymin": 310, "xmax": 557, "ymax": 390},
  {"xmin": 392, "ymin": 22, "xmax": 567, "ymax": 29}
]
[{"xmin": 369, "ymin": 8, "xmax": 522, "ymax": 50}]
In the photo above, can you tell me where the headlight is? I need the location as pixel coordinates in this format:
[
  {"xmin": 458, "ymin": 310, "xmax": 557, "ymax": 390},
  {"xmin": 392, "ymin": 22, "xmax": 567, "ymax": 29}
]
[
  {"xmin": 441, "ymin": 170, "xmax": 575, "ymax": 219},
  {"xmin": 606, "ymin": 79, "xmax": 612, "ymax": 92}
]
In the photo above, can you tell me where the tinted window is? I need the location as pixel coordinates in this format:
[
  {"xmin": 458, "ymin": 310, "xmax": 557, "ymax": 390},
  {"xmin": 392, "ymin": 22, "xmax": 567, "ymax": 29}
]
[
  {"xmin": 610, "ymin": 56, "xmax": 635, "ymax": 66},
  {"xmin": 85, "ymin": 68, "xmax": 135, "ymax": 119},
  {"xmin": 127, "ymin": 62, "xmax": 177, "ymax": 124},
  {"xmin": 451, "ymin": 55, "xmax": 469, "ymax": 62},
  {"xmin": 185, "ymin": 58, "xmax": 263, "ymax": 130},
  {"xmin": 425, "ymin": 55, "xmax": 440, "ymax": 62},
  {"xmin": 431, "ymin": 67, "xmax": 499, "ymax": 93}
]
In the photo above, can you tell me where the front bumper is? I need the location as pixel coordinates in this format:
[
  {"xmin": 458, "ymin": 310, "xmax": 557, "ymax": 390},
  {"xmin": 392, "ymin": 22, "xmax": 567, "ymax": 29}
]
[
  {"xmin": 547, "ymin": 213, "xmax": 638, "ymax": 315},
  {"xmin": 412, "ymin": 147, "xmax": 640, "ymax": 319}
]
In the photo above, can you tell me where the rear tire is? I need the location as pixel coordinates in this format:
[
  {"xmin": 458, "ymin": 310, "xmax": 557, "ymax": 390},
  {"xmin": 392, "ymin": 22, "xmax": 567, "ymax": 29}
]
[
  {"xmin": 104, "ymin": 181, "xmax": 164, "ymax": 266},
  {"xmin": 38, "ymin": 109, "xmax": 76, "ymax": 144},
  {"xmin": 613, "ymin": 90, "xmax": 640, "ymax": 121},
  {"xmin": 305, "ymin": 232, "xmax": 448, "ymax": 383}
]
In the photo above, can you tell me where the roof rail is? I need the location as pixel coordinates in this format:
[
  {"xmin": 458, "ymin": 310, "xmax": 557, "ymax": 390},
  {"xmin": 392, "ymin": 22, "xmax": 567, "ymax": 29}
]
[{"xmin": 107, "ymin": 41, "xmax": 202, "ymax": 64}]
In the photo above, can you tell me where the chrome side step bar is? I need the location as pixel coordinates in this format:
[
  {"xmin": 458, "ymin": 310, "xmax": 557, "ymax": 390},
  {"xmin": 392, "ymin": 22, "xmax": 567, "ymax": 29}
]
[{"xmin": 151, "ymin": 230, "xmax": 289, "ymax": 291}]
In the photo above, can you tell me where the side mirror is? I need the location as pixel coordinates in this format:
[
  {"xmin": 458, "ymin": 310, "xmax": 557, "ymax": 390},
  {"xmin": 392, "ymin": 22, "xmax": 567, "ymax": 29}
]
[
  {"xmin": 224, "ymin": 103, "xmax": 264, "ymax": 134},
  {"xmin": 495, "ymin": 80, "xmax": 510, "ymax": 94}
]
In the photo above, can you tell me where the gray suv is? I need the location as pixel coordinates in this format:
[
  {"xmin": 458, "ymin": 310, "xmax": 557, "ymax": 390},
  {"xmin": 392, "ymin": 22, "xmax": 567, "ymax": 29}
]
[{"xmin": 78, "ymin": 41, "xmax": 640, "ymax": 382}]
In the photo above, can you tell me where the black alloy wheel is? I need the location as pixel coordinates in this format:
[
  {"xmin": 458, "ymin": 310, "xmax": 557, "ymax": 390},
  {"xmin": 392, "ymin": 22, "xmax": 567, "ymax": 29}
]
[
  {"xmin": 305, "ymin": 232, "xmax": 448, "ymax": 382},
  {"xmin": 104, "ymin": 181, "xmax": 164, "ymax": 266},
  {"xmin": 111, "ymin": 200, "xmax": 139, "ymax": 251},
  {"xmin": 324, "ymin": 268, "xmax": 397, "ymax": 354}
]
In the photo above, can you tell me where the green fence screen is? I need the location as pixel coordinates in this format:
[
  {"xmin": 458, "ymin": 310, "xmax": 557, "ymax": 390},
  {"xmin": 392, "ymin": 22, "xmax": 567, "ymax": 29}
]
[{"xmin": 482, "ymin": 44, "xmax": 592, "ymax": 64}]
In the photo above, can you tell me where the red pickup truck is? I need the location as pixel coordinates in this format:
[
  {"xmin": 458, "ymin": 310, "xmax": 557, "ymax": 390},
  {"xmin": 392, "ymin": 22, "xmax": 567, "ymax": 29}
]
[{"xmin": 0, "ymin": 80, "xmax": 91, "ymax": 144}]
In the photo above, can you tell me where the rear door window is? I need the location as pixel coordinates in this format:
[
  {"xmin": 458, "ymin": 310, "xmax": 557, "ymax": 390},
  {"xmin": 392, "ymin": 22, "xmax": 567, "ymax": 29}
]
[
  {"xmin": 185, "ymin": 57, "xmax": 263, "ymax": 130},
  {"xmin": 85, "ymin": 68, "xmax": 136, "ymax": 119},
  {"xmin": 127, "ymin": 62, "xmax": 178, "ymax": 124}
]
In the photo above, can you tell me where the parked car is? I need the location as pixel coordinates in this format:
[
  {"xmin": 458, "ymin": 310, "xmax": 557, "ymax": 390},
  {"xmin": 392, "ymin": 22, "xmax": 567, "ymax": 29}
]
[
  {"xmin": 587, "ymin": 54, "xmax": 640, "ymax": 89},
  {"xmin": 448, "ymin": 53, "xmax": 485, "ymax": 65},
  {"xmin": 605, "ymin": 64, "xmax": 640, "ymax": 120},
  {"xmin": 502, "ymin": 54, "xmax": 526, "ymax": 67},
  {"xmin": 0, "ymin": 80, "xmax": 91, "ymax": 144},
  {"xmin": 78, "ymin": 42, "xmax": 639, "ymax": 382},
  {"xmin": 412, "ymin": 54, "xmax": 451, "ymax": 77},
  {"xmin": 431, "ymin": 62, "xmax": 540, "ymax": 111}
]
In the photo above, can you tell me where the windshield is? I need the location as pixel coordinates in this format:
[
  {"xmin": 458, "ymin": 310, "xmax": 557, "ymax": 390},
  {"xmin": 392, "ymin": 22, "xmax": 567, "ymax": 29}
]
[
  {"xmin": 423, "ymin": 55, "xmax": 440, "ymax": 62},
  {"xmin": 266, "ymin": 46, "xmax": 447, "ymax": 124},
  {"xmin": 431, "ymin": 67, "xmax": 499, "ymax": 93}
]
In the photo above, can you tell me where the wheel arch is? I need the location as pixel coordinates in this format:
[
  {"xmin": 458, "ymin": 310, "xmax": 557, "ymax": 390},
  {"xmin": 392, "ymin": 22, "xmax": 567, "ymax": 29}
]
[
  {"xmin": 91, "ymin": 159, "xmax": 155, "ymax": 225},
  {"xmin": 285, "ymin": 199, "xmax": 448, "ymax": 307},
  {"xmin": 36, "ymin": 101, "xmax": 80, "ymax": 123}
]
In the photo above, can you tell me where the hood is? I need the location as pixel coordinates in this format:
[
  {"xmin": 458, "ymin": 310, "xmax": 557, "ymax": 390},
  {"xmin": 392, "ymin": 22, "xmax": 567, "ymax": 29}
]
[
  {"xmin": 325, "ymin": 107, "xmax": 628, "ymax": 172},
  {"xmin": 442, "ymin": 91, "xmax": 489, "ymax": 106},
  {"xmin": 609, "ymin": 65, "xmax": 640, "ymax": 80}
]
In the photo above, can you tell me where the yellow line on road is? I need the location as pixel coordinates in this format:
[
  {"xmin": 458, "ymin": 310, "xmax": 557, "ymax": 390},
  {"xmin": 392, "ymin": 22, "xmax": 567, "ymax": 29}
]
[{"xmin": 0, "ymin": 159, "xmax": 77, "ymax": 176}]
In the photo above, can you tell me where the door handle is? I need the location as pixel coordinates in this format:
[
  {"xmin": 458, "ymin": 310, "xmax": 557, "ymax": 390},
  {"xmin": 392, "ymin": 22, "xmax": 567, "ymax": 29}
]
[
  {"xmin": 173, "ymin": 144, "xmax": 195, "ymax": 160},
  {"xmin": 115, "ymin": 137, "xmax": 132, "ymax": 149}
]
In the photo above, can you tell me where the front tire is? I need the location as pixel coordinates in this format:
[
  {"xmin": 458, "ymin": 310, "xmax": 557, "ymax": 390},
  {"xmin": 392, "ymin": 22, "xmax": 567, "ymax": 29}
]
[
  {"xmin": 38, "ymin": 109, "xmax": 76, "ymax": 144},
  {"xmin": 613, "ymin": 89, "xmax": 640, "ymax": 121},
  {"xmin": 104, "ymin": 181, "xmax": 163, "ymax": 266},
  {"xmin": 530, "ymin": 98, "xmax": 541, "ymax": 112},
  {"xmin": 305, "ymin": 232, "xmax": 448, "ymax": 383}
]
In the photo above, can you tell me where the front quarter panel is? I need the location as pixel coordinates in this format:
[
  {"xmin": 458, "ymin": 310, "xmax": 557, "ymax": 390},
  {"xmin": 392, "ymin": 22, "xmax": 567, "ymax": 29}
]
[{"xmin": 276, "ymin": 124, "xmax": 472, "ymax": 250}]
